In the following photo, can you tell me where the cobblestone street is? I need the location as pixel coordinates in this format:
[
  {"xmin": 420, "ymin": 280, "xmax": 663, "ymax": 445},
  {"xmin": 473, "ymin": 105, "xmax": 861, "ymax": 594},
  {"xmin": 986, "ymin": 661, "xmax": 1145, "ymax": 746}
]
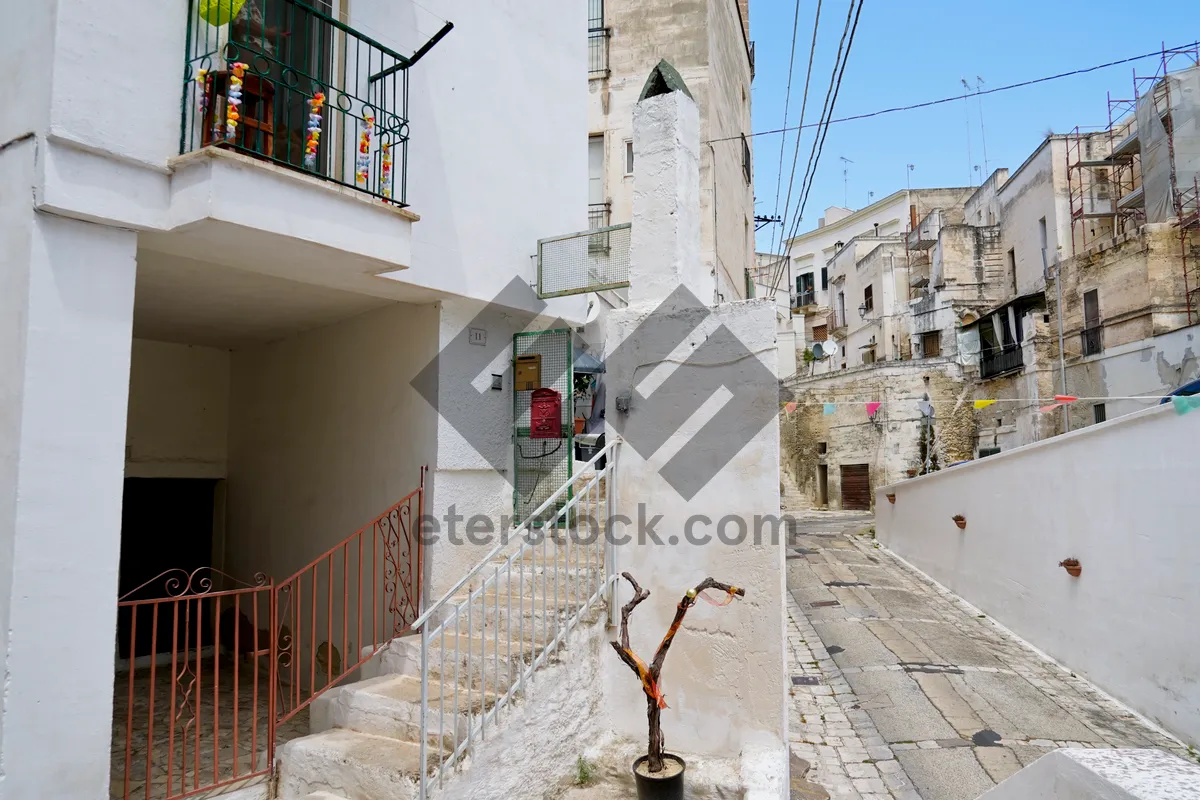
[{"xmin": 785, "ymin": 511, "xmax": 1192, "ymax": 800}]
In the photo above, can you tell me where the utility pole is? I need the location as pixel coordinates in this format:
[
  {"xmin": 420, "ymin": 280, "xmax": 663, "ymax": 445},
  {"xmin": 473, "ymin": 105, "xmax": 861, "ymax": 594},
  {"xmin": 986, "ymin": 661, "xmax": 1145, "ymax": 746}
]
[
  {"xmin": 1045, "ymin": 245, "xmax": 1071, "ymax": 430},
  {"xmin": 961, "ymin": 78, "xmax": 974, "ymax": 184},
  {"xmin": 963, "ymin": 76, "xmax": 990, "ymax": 178}
]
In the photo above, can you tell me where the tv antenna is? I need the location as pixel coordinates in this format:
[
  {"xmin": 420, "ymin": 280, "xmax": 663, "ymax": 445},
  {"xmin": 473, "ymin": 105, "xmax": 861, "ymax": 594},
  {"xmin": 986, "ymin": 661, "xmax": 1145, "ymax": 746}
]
[{"xmin": 839, "ymin": 156, "xmax": 854, "ymax": 207}]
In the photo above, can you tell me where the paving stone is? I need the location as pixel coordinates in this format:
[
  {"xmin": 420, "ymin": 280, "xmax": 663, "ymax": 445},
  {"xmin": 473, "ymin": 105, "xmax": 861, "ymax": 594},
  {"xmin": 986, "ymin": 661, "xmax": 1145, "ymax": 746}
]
[
  {"xmin": 896, "ymin": 748, "xmax": 995, "ymax": 800},
  {"xmin": 845, "ymin": 669, "xmax": 958, "ymax": 743},
  {"xmin": 960, "ymin": 671, "xmax": 1103, "ymax": 743},
  {"xmin": 974, "ymin": 745, "xmax": 1023, "ymax": 784}
]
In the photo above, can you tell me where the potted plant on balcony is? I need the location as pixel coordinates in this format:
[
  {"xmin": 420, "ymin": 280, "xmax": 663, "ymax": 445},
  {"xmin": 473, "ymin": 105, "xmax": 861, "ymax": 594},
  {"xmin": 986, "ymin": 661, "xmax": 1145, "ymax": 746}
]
[{"xmin": 611, "ymin": 572, "xmax": 745, "ymax": 800}]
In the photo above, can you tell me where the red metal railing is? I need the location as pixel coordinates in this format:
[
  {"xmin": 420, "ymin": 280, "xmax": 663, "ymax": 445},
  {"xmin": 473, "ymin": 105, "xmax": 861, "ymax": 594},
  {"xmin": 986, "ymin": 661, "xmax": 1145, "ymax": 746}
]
[
  {"xmin": 114, "ymin": 474, "xmax": 425, "ymax": 800},
  {"xmin": 115, "ymin": 569, "xmax": 276, "ymax": 800},
  {"xmin": 275, "ymin": 470, "xmax": 425, "ymax": 723}
]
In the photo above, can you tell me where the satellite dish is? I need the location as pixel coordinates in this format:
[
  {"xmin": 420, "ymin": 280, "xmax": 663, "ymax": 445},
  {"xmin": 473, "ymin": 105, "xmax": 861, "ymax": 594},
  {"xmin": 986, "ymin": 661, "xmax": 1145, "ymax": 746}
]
[
  {"xmin": 584, "ymin": 299, "xmax": 601, "ymax": 325},
  {"xmin": 817, "ymin": 341, "xmax": 838, "ymax": 358},
  {"xmin": 811, "ymin": 342, "xmax": 825, "ymax": 359}
]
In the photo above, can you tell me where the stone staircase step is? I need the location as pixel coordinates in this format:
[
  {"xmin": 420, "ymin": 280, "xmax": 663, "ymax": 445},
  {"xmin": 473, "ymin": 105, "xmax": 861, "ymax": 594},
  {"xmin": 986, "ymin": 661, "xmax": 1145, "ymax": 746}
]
[
  {"xmin": 311, "ymin": 674, "xmax": 497, "ymax": 748},
  {"xmin": 277, "ymin": 729, "xmax": 430, "ymax": 800},
  {"xmin": 303, "ymin": 793, "xmax": 353, "ymax": 800}
]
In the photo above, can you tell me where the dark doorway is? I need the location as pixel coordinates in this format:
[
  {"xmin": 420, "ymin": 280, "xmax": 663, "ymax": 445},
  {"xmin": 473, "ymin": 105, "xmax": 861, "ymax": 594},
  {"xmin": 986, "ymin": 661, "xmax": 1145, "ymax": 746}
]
[
  {"xmin": 817, "ymin": 464, "xmax": 829, "ymax": 507},
  {"xmin": 117, "ymin": 479, "xmax": 217, "ymax": 658},
  {"xmin": 839, "ymin": 464, "xmax": 871, "ymax": 511}
]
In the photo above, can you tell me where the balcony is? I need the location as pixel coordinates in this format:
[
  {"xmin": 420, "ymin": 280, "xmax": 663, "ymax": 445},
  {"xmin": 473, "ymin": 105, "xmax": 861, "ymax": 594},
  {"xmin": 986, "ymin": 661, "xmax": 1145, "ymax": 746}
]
[
  {"xmin": 793, "ymin": 290, "xmax": 816, "ymax": 310},
  {"xmin": 980, "ymin": 346, "xmax": 1023, "ymax": 379},
  {"xmin": 588, "ymin": 1, "xmax": 609, "ymax": 76},
  {"xmin": 1081, "ymin": 326, "xmax": 1103, "ymax": 357},
  {"xmin": 538, "ymin": 222, "xmax": 631, "ymax": 299},
  {"xmin": 827, "ymin": 308, "xmax": 847, "ymax": 334},
  {"xmin": 180, "ymin": 0, "xmax": 429, "ymax": 206}
]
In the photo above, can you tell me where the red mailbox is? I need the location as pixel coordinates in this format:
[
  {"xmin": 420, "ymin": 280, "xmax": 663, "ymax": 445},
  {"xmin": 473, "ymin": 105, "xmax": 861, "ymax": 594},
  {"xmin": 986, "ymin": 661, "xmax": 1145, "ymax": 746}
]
[{"xmin": 530, "ymin": 388, "xmax": 563, "ymax": 440}]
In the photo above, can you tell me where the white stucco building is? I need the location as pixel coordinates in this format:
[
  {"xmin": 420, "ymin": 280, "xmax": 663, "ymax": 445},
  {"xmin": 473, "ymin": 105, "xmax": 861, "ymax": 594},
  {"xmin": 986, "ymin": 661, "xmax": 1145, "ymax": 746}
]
[{"xmin": 1, "ymin": 0, "xmax": 589, "ymax": 796}]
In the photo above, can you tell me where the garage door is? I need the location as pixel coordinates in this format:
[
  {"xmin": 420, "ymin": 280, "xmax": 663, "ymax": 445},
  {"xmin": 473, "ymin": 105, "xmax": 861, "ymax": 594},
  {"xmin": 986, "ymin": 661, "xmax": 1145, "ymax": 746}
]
[{"xmin": 840, "ymin": 464, "xmax": 871, "ymax": 510}]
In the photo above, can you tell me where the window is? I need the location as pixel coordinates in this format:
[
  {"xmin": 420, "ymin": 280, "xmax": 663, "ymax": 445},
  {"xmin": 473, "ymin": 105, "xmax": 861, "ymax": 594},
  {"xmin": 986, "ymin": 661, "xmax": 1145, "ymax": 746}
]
[
  {"xmin": 863, "ymin": 284, "xmax": 874, "ymax": 313},
  {"xmin": 921, "ymin": 331, "xmax": 941, "ymax": 358},
  {"xmin": 588, "ymin": 0, "xmax": 608, "ymax": 75},
  {"xmin": 1093, "ymin": 403, "xmax": 1106, "ymax": 424},
  {"xmin": 818, "ymin": 442, "xmax": 828, "ymax": 454},
  {"xmin": 741, "ymin": 134, "xmax": 752, "ymax": 184},
  {"xmin": 863, "ymin": 347, "xmax": 877, "ymax": 365},
  {"xmin": 588, "ymin": 135, "xmax": 604, "ymax": 204},
  {"xmin": 796, "ymin": 273, "xmax": 815, "ymax": 306},
  {"xmin": 820, "ymin": 266, "xmax": 828, "ymax": 290},
  {"xmin": 1082, "ymin": 289, "xmax": 1102, "ymax": 356},
  {"xmin": 624, "ymin": 139, "xmax": 634, "ymax": 175},
  {"xmin": 978, "ymin": 447, "xmax": 1001, "ymax": 458},
  {"xmin": 812, "ymin": 325, "xmax": 828, "ymax": 342},
  {"xmin": 1007, "ymin": 248, "xmax": 1017, "ymax": 292}
]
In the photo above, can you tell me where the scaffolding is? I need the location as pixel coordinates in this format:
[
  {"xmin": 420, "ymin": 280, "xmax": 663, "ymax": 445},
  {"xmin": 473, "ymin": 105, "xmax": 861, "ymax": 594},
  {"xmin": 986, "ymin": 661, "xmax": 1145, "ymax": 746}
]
[{"xmin": 1066, "ymin": 45, "xmax": 1200, "ymax": 323}]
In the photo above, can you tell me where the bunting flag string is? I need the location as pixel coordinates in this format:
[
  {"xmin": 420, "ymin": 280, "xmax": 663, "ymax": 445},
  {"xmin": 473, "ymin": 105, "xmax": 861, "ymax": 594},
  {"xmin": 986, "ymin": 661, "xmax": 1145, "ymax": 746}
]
[{"xmin": 776, "ymin": 393, "xmax": 1182, "ymax": 415}]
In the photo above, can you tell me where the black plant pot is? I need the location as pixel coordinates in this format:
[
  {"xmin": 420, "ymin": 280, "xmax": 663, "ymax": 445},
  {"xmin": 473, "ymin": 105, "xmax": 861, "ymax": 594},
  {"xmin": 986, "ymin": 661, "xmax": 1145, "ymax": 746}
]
[{"xmin": 632, "ymin": 754, "xmax": 686, "ymax": 800}]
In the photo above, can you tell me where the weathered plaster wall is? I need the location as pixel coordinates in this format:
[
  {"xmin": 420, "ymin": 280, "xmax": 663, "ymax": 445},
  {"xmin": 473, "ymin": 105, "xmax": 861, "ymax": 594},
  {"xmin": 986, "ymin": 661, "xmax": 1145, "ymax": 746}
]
[
  {"xmin": 0, "ymin": 202, "xmax": 138, "ymax": 797},
  {"xmin": 877, "ymin": 403, "xmax": 1200, "ymax": 747},
  {"xmin": 125, "ymin": 340, "xmax": 230, "ymax": 479},
  {"xmin": 225, "ymin": 303, "xmax": 438, "ymax": 583},
  {"xmin": 996, "ymin": 138, "xmax": 1069, "ymax": 296},
  {"xmin": 603, "ymin": 299, "xmax": 786, "ymax": 778},
  {"xmin": 780, "ymin": 362, "xmax": 972, "ymax": 509},
  {"xmin": 436, "ymin": 615, "xmax": 609, "ymax": 799},
  {"xmin": 705, "ymin": 0, "xmax": 755, "ymax": 302}
]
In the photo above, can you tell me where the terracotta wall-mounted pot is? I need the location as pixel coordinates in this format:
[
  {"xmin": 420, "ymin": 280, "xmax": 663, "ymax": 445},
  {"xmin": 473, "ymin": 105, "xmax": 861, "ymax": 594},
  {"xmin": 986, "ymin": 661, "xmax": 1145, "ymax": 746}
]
[
  {"xmin": 952, "ymin": 515, "xmax": 966, "ymax": 529},
  {"xmin": 1059, "ymin": 559, "xmax": 1081, "ymax": 577}
]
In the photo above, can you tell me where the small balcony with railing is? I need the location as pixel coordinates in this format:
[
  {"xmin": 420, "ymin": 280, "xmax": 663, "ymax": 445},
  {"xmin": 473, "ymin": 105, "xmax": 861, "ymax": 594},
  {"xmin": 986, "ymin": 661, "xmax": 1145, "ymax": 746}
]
[
  {"xmin": 169, "ymin": 0, "xmax": 449, "ymax": 276},
  {"xmin": 1081, "ymin": 326, "xmax": 1103, "ymax": 357},
  {"xmin": 537, "ymin": 208, "xmax": 630, "ymax": 299},
  {"xmin": 980, "ymin": 345, "xmax": 1023, "ymax": 379},
  {"xmin": 588, "ymin": 0, "xmax": 610, "ymax": 77}
]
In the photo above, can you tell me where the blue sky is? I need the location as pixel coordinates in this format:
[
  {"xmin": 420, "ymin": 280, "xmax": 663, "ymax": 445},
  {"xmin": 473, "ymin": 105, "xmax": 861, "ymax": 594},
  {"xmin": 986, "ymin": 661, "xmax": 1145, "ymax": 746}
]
[{"xmin": 749, "ymin": 0, "xmax": 1200, "ymax": 254}]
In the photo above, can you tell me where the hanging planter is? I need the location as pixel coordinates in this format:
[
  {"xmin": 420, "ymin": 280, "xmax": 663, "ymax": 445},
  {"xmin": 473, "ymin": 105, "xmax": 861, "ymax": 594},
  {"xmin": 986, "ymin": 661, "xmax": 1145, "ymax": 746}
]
[
  {"xmin": 886, "ymin": 493, "xmax": 896, "ymax": 504},
  {"xmin": 952, "ymin": 515, "xmax": 966, "ymax": 529},
  {"xmin": 1059, "ymin": 558, "xmax": 1081, "ymax": 577}
]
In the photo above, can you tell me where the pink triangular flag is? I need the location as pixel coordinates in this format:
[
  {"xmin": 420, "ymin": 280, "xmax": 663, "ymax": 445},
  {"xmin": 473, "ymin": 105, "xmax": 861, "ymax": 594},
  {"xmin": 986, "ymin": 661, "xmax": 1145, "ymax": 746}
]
[
  {"xmin": 784, "ymin": 402, "xmax": 797, "ymax": 415},
  {"xmin": 866, "ymin": 401, "xmax": 882, "ymax": 418},
  {"xmin": 1039, "ymin": 402, "xmax": 1064, "ymax": 413},
  {"xmin": 1054, "ymin": 395, "xmax": 1079, "ymax": 403}
]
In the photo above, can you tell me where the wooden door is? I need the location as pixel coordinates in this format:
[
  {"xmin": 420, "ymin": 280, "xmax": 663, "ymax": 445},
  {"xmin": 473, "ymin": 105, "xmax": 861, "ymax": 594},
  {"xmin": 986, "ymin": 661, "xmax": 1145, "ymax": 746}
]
[{"xmin": 839, "ymin": 464, "xmax": 871, "ymax": 511}]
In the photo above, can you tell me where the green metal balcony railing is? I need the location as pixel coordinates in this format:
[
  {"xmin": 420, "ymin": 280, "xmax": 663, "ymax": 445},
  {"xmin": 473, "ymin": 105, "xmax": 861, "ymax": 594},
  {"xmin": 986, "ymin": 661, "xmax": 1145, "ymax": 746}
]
[{"xmin": 181, "ymin": 0, "xmax": 451, "ymax": 206}]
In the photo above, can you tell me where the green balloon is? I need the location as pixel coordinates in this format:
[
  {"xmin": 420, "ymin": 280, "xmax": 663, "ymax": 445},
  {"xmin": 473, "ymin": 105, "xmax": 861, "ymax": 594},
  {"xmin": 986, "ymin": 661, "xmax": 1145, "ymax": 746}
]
[{"xmin": 199, "ymin": 0, "xmax": 247, "ymax": 26}]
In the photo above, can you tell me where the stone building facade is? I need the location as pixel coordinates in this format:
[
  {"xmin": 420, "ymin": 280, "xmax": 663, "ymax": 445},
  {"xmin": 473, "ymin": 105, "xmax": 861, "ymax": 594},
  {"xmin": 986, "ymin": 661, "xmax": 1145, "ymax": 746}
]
[{"xmin": 588, "ymin": 0, "xmax": 754, "ymax": 305}]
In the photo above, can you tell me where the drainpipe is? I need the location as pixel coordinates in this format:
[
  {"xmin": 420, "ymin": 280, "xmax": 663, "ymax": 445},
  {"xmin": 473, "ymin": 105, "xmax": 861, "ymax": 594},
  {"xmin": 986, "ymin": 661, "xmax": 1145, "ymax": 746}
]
[{"xmin": 1045, "ymin": 246, "xmax": 1070, "ymax": 430}]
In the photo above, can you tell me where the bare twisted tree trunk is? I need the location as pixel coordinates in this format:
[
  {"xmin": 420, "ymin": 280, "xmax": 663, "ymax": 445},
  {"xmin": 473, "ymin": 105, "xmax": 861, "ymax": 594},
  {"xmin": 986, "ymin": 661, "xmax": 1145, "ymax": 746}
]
[{"xmin": 610, "ymin": 572, "xmax": 745, "ymax": 772}]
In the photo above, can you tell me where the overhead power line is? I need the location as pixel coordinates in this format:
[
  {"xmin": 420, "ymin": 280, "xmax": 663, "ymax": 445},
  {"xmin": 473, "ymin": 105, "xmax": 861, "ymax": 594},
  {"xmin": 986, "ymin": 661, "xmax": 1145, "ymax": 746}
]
[
  {"xmin": 769, "ymin": 0, "xmax": 864, "ymax": 298},
  {"xmin": 767, "ymin": 0, "xmax": 825, "ymax": 280},
  {"xmin": 716, "ymin": 41, "xmax": 1200, "ymax": 145},
  {"xmin": 769, "ymin": 0, "xmax": 805, "ymax": 249}
]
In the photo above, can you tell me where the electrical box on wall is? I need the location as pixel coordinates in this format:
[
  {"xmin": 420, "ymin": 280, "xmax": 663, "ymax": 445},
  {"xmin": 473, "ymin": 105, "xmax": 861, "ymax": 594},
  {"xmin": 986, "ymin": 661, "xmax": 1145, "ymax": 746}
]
[
  {"xmin": 529, "ymin": 388, "xmax": 563, "ymax": 440},
  {"xmin": 514, "ymin": 354, "xmax": 542, "ymax": 391}
]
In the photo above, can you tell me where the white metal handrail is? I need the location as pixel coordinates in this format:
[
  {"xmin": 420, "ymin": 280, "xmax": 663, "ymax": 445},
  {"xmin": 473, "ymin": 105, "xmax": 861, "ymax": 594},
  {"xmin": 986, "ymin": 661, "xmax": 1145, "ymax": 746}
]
[{"xmin": 418, "ymin": 438, "xmax": 621, "ymax": 796}]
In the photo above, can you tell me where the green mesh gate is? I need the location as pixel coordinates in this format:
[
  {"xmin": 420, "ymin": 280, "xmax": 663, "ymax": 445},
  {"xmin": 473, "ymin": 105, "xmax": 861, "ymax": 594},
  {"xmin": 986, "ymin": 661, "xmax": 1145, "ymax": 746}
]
[{"xmin": 513, "ymin": 329, "xmax": 573, "ymax": 525}]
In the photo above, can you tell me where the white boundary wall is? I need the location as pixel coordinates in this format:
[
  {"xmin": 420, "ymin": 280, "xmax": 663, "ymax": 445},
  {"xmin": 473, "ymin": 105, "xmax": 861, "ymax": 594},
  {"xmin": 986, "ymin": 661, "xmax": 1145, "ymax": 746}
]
[{"xmin": 876, "ymin": 403, "xmax": 1200, "ymax": 747}]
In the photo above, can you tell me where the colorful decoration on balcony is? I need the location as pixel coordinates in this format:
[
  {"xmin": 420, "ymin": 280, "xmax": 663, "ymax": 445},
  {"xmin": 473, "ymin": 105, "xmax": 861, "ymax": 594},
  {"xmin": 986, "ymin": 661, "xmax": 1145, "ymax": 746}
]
[
  {"xmin": 199, "ymin": 0, "xmax": 247, "ymax": 27},
  {"xmin": 196, "ymin": 68, "xmax": 209, "ymax": 121},
  {"xmin": 304, "ymin": 92, "xmax": 325, "ymax": 170},
  {"xmin": 226, "ymin": 63, "xmax": 248, "ymax": 141},
  {"xmin": 380, "ymin": 141, "xmax": 393, "ymax": 199},
  {"xmin": 356, "ymin": 112, "xmax": 375, "ymax": 188}
]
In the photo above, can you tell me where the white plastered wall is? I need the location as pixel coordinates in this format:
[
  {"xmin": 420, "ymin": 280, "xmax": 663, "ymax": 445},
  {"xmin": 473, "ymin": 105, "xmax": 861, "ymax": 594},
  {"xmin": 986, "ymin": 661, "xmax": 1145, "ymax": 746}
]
[{"xmin": 877, "ymin": 403, "xmax": 1200, "ymax": 746}]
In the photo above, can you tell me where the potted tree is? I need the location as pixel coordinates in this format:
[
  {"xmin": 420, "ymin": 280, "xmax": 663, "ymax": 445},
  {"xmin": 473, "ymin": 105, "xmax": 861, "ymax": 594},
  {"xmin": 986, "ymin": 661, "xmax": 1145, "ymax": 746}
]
[{"xmin": 611, "ymin": 572, "xmax": 745, "ymax": 799}]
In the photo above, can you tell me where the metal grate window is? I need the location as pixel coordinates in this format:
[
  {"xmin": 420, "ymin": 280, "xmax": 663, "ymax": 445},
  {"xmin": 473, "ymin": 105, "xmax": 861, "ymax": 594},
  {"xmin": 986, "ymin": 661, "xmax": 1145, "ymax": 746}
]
[
  {"xmin": 588, "ymin": 0, "xmax": 609, "ymax": 75},
  {"xmin": 537, "ymin": 222, "xmax": 631, "ymax": 299},
  {"xmin": 513, "ymin": 329, "xmax": 573, "ymax": 524},
  {"xmin": 588, "ymin": 202, "xmax": 611, "ymax": 254}
]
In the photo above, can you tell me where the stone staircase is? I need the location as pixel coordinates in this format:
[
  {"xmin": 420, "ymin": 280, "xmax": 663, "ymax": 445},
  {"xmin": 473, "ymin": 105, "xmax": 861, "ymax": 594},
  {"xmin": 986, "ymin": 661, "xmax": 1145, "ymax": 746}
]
[
  {"xmin": 780, "ymin": 469, "xmax": 811, "ymax": 512},
  {"xmin": 275, "ymin": 536, "xmax": 604, "ymax": 800}
]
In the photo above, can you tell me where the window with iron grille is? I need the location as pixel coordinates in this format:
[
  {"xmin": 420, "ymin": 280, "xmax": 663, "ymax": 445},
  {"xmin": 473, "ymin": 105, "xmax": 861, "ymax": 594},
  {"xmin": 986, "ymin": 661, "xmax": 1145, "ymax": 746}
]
[
  {"xmin": 1093, "ymin": 403, "xmax": 1106, "ymax": 424},
  {"xmin": 588, "ymin": 0, "xmax": 609, "ymax": 76},
  {"xmin": 812, "ymin": 325, "xmax": 828, "ymax": 342},
  {"xmin": 741, "ymin": 134, "xmax": 751, "ymax": 184}
]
